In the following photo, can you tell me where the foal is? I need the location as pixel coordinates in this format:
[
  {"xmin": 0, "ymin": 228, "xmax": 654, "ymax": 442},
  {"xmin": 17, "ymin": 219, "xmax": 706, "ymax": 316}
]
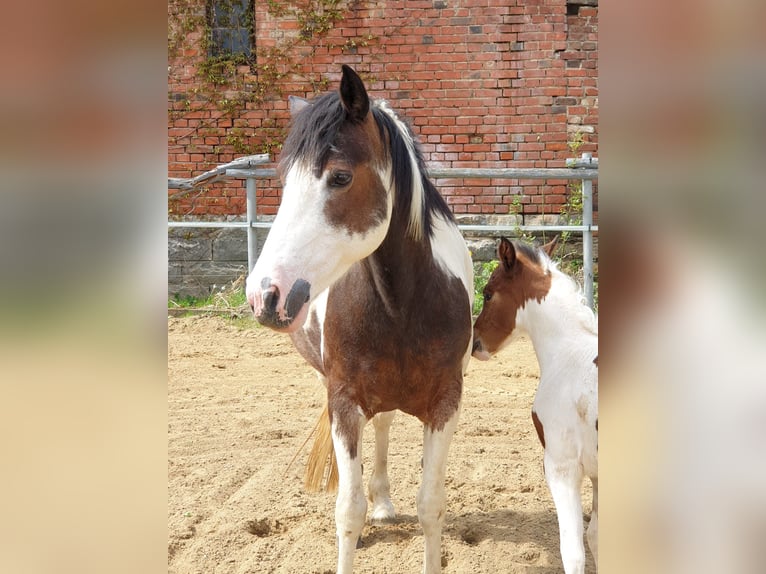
[{"xmin": 472, "ymin": 237, "xmax": 598, "ymax": 574}]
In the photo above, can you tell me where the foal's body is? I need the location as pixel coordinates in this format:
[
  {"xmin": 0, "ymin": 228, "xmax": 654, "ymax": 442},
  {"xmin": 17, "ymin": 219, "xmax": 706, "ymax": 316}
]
[
  {"xmin": 473, "ymin": 238, "xmax": 598, "ymax": 574},
  {"xmin": 246, "ymin": 66, "xmax": 473, "ymax": 574}
]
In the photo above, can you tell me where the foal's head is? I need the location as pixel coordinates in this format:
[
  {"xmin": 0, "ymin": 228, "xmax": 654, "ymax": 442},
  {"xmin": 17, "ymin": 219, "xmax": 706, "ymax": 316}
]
[
  {"xmin": 246, "ymin": 65, "xmax": 394, "ymax": 332},
  {"xmin": 472, "ymin": 237, "xmax": 557, "ymax": 360}
]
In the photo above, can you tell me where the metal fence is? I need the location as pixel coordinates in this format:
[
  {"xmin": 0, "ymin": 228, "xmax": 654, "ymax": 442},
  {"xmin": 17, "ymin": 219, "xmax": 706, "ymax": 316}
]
[{"xmin": 169, "ymin": 153, "xmax": 598, "ymax": 307}]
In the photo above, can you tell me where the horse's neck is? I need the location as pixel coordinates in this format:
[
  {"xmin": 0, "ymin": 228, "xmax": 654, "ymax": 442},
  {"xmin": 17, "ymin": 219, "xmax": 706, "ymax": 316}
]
[
  {"xmin": 518, "ymin": 278, "xmax": 596, "ymax": 373},
  {"xmin": 365, "ymin": 229, "xmax": 433, "ymax": 307}
]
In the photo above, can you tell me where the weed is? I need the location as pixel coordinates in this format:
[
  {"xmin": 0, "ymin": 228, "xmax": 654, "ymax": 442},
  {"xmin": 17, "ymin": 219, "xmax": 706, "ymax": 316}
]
[
  {"xmin": 472, "ymin": 260, "xmax": 498, "ymax": 316},
  {"xmin": 169, "ymin": 276, "xmax": 252, "ymax": 319}
]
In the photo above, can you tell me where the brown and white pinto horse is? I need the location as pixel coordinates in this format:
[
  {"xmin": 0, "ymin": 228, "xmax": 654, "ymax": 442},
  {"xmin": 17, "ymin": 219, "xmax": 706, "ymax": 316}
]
[
  {"xmin": 245, "ymin": 66, "xmax": 473, "ymax": 574},
  {"xmin": 472, "ymin": 238, "xmax": 598, "ymax": 574}
]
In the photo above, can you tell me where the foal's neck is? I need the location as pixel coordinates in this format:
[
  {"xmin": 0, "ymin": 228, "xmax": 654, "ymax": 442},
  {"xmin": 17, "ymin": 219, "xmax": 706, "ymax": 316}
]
[{"xmin": 518, "ymin": 278, "xmax": 596, "ymax": 370}]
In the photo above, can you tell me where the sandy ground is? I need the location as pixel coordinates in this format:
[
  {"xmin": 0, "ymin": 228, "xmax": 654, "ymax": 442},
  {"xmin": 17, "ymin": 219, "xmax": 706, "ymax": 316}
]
[{"xmin": 168, "ymin": 315, "xmax": 595, "ymax": 573}]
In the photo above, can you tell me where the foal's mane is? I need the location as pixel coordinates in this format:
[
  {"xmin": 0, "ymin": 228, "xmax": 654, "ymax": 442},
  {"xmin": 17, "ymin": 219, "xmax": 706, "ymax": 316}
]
[
  {"xmin": 279, "ymin": 91, "xmax": 454, "ymax": 240},
  {"xmin": 522, "ymin": 240, "xmax": 598, "ymax": 334}
]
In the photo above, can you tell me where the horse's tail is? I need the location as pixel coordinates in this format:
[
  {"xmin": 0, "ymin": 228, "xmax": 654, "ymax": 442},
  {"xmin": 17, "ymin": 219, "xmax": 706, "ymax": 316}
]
[{"xmin": 304, "ymin": 403, "xmax": 338, "ymax": 493}]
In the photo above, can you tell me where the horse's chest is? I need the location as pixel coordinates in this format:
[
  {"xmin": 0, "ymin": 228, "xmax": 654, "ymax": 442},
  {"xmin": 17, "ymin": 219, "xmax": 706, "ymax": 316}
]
[
  {"xmin": 320, "ymin": 261, "xmax": 471, "ymax": 422},
  {"xmin": 323, "ymin": 302, "xmax": 468, "ymax": 422}
]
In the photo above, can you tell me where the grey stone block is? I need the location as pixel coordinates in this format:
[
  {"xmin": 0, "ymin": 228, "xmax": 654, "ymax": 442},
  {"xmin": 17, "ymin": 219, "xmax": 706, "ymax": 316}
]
[
  {"xmin": 168, "ymin": 262, "xmax": 183, "ymax": 279},
  {"xmin": 168, "ymin": 261, "xmax": 247, "ymax": 299},
  {"xmin": 213, "ymin": 228, "xmax": 248, "ymax": 261},
  {"xmin": 466, "ymin": 239, "xmax": 499, "ymax": 262},
  {"xmin": 168, "ymin": 230, "xmax": 213, "ymax": 262},
  {"xmin": 524, "ymin": 214, "xmax": 564, "ymax": 227}
]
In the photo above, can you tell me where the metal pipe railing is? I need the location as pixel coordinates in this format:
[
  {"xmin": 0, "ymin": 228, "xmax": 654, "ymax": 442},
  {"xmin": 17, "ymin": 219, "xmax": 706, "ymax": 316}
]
[{"xmin": 169, "ymin": 153, "xmax": 598, "ymax": 307}]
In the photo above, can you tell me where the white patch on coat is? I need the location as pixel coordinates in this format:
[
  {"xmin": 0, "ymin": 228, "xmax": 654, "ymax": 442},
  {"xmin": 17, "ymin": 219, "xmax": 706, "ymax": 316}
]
[
  {"xmin": 246, "ymin": 162, "xmax": 392, "ymax": 323},
  {"xmin": 429, "ymin": 213, "xmax": 475, "ymax": 370}
]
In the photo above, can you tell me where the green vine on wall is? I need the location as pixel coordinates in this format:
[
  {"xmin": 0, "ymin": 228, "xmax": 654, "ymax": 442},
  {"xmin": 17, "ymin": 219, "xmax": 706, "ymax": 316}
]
[
  {"xmin": 560, "ymin": 129, "xmax": 587, "ymax": 244},
  {"xmin": 168, "ymin": 0, "xmax": 379, "ymax": 158}
]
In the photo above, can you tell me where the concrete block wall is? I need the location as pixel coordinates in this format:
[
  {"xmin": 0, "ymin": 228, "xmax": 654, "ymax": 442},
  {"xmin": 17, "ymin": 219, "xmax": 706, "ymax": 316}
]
[
  {"xmin": 168, "ymin": 225, "xmax": 269, "ymax": 299},
  {"xmin": 168, "ymin": 214, "xmax": 596, "ymax": 299}
]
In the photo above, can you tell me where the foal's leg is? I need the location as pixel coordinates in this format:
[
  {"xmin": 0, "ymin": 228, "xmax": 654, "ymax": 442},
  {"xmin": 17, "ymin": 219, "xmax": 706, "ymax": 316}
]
[
  {"xmin": 369, "ymin": 410, "xmax": 396, "ymax": 521},
  {"xmin": 586, "ymin": 476, "xmax": 598, "ymax": 568},
  {"xmin": 544, "ymin": 451, "xmax": 586, "ymax": 574},
  {"xmin": 332, "ymin": 408, "xmax": 367, "ymax": 574},
  {"xmin": 418, "ymin": 408, "xmax": 459, "ymax": 574}
]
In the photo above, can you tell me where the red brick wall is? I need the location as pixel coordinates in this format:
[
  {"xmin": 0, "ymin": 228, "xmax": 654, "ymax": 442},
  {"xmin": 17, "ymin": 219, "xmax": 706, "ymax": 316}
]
[{"xmin": 168, "ymin": 0, "xmax": 598, "ymax": 218}]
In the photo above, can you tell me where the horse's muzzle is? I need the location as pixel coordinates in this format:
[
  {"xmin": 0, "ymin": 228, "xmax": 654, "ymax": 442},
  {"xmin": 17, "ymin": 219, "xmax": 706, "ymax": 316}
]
[
  {"xmin": 471, "ymin": 336, "xmax": 491, "ymax": 361},
  {"xmin": 250, "ymin": 277, "xmax": 311, "ymax": 333}
]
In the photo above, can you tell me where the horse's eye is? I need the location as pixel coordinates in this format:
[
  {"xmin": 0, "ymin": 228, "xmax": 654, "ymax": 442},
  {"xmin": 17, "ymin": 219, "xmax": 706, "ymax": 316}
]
[
  {"xmin": 329, "ymin": 171, "xmax": 352, "ymax": 188},
  {"xmin": 484, "ymin": 292, "xmax": 492, "ymax": 303}
]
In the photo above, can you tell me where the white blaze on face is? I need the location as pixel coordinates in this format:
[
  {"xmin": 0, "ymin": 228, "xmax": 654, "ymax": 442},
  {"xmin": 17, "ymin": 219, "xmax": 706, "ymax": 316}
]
[{"xmin": 245, "ymin": 161, "xmax": 392, "ymax": 328}]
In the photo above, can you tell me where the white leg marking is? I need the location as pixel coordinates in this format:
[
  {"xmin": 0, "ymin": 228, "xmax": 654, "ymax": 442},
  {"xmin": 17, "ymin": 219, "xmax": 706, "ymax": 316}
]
[
  {"xmin": 586, "ymin": 476, "xmax": 598, "ymax": 568},
  {"xmin": 544, "ymin": 452, "xmax": 586, "ymax": 574},
  {"xmin": 332, "ymin": 412, "xmax": 367, "ymax": 574},
  {"xmin": 369, "ymin": 410, "xmax": 396, "ymax": 521},
  {"xmin": 418, "ymin": 409, "xmax": 459, "ymax": 574}
]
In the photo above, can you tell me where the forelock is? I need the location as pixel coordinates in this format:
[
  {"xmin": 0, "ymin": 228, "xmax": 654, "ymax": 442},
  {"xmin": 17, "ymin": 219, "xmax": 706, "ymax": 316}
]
[{"xmin": 280, "ymin": 92, "xmax": 347, "ymax": 176}]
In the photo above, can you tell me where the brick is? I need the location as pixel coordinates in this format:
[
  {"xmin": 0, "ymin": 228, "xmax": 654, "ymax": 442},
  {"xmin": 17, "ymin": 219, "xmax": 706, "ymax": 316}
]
[{"xmin": 168, "ymin": 0, "xmax": 597, "ymax": 222}]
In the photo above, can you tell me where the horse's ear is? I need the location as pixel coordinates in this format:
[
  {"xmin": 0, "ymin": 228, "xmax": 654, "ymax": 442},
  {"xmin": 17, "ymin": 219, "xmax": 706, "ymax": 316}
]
[
  {"xmin": 541, "ymin": 235, "xmax": 559, "ymax": 257},
  {"xmin": 339, "ymin": 64, "xmax": 369, "ymax": 123},
  {"xmin": 288, "ymin": 95, "xmax": 311, "ymax": 117},
  {"xmin": 498, "ymin": 237, "xmax": 516, "ymax": 271}
]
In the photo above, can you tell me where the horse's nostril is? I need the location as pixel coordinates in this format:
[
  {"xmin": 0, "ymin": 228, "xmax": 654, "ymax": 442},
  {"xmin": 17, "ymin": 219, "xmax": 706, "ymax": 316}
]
[
  {"xmin": 284, "ymin": 279, "xmax": 311, "ymax": 319},
  {"xmin": 472, "ymin": 338, "xmax": 482, "ymax": 353},
  {"xmin": 263, "ymin": 287, "xmax": 279, "ymax": 311}
]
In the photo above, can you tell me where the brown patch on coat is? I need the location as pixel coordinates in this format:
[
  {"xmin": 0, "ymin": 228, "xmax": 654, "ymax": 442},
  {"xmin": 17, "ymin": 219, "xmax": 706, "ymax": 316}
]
[
  {"xmin": 322, "ymin": 113, "xmax": 389, "ymax": 235},
  {"xmin": 472, "ymin": 238, "xmax": 552, "ymax": 356},
  {"xmin": 327, "ymin": 392, "xmax": 364, "ymax": 460},
  {"xmin": 531, "ymin": 410, "xmax": 545, "ymax": 449},
  {"xmin": 322, "ymin": 236, "xmax": 471, "ymax": 453},
  {"xmin": 576, "ymin": 394, "xmax": 590, "ymax": 422}
]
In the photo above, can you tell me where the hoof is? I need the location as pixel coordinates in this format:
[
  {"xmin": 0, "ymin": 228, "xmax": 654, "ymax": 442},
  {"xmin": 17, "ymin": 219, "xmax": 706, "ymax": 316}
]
[{"xmin": 370, "ymin": 500, "xmax": 396, "ymax": 523}]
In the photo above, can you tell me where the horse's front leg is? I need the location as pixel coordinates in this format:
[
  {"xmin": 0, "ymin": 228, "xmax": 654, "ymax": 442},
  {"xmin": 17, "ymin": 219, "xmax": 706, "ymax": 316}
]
[
  {"xmin": 544, "ymin": 451, "xmax": 586, "ymax": 574},
  {"xmin": 586, "ymin": 476, "xmax": 598, "ymax": 567},
  {"xmin": 418, "ymin": 406, "xmax": 460, "ymax": 574},
  {"xmin": 369, "ymin": 410, "xmax": 396, "ymax": 521},
  {"xmin": 331, "ymin": 402, "xmax": 367, "ymax": 574}
]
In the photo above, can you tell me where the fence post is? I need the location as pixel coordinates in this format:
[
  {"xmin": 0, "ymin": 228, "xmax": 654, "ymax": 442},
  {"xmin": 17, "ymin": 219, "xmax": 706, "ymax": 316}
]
[
  {"xmin": 581, "ymin": 152, "xmax": 594, "ymax": 309},
  {"xmin": 246, "ymin": 177, "xmax": 257, "ymax": 273}
]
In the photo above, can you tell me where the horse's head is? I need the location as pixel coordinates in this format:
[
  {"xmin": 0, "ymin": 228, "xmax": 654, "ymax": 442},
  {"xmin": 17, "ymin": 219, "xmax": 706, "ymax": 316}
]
[
  {"xmin": 246, "ymin": 65, "xmax": 392, "ymax": 332},
  {"xmin": 472, "ymin": 237, "xmax": 556, "ymax": 359}
]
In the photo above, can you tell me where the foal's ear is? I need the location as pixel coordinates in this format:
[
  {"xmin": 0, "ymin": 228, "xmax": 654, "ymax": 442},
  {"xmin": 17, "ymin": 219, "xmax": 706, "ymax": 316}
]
[
  {"xmin": 541, "ymin": 235, "xmax": 559, "ymax": 257},
  {"xmin": 339, "ymin": 64, "xmax": 370, "ymax": 123},
  {"xmin": 498, "ymin": 237, "xmax": 516, "ymax": 271},
  {"xmin": 288, "ymin": 95, "xmax": 311, "ymax": 117}
]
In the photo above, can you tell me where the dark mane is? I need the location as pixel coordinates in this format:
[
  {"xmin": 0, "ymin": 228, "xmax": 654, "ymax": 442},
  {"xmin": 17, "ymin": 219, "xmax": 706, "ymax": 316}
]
[
  {"xmin": 280, "ymin": 92, "xmax": 346, "ymax": 178},
  {"xmin": 279, "ymin": 92, "xmax": 455, "ymax": 239},
  {"xmin": 514, "ymin": 240, "xmax": 546, "ymax": 266},
  {"xmin": 371, "ymin": 104, "xmax": 455, "ymax": 238}
]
